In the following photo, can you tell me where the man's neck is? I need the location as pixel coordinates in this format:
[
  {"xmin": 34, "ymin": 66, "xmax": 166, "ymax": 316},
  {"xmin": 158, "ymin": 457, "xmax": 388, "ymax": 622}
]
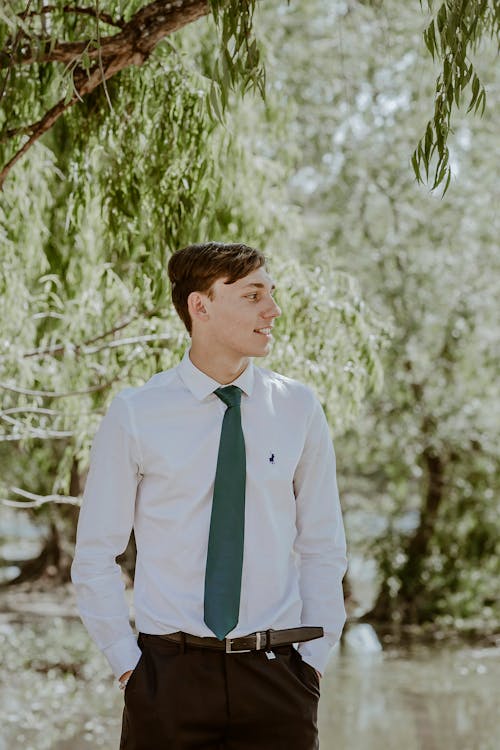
[{"xmin": 188, "ymin": 343, "xmax": 250, "ymax": 385}]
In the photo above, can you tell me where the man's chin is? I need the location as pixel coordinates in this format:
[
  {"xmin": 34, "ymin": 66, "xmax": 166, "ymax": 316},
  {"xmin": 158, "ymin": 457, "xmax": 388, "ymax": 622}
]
[{"xmin": 250, "ymin": 342, "xmax": 272, "ymax": 358}]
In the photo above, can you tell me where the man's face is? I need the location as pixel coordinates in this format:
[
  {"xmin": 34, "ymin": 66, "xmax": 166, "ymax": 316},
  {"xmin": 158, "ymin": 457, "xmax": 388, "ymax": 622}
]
[{"xmin": 196, "ymin": 265, "xmax": 281, "ymax": 359}]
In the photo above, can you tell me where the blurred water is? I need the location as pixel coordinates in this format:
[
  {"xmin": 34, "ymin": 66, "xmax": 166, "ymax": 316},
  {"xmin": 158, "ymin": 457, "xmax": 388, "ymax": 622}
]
[
  {"xmin": 0, "ymin": 614, "xmax": 498, "ymax": 750},
  {"xmin": 320, "ymin": 641, "xmax": 500, "ymax": 750},
  {"xmin": 0, "ymin": 508, "xmax": 47, "ymax": 584}
]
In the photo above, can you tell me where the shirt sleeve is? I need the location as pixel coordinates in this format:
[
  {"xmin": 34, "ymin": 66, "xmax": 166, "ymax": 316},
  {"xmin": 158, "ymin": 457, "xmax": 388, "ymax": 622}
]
[
  {"xmin": 293, "ymin": 392, "xmax": 348, "ymax": 676},
  {"xmin": 71, "ymin": 393, "xmax": 143, "ymax": 679}
]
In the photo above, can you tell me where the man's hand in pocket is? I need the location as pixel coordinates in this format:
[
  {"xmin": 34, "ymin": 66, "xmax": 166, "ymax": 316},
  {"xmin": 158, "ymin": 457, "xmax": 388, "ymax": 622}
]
[{"xmin": 118, "ymin": 669, "xmax": 134, "ymax": 689}]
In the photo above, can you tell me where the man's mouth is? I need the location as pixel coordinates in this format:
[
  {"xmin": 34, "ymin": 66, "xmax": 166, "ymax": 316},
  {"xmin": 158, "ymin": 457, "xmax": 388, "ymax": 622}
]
[{"xmin": 254, "ymin": 327, "xmax": 273, "ymax": 337}]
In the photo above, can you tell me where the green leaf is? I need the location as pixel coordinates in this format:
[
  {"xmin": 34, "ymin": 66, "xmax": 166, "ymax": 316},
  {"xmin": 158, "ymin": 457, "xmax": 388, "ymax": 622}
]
[
  {"xmin": 441, "ymin": 165, "xmax": 452, "ymax": 196},
  {"xmin": 462, "ymin": 63, "xmax": 473, "ymax": 88},
  {"xmin": 427, "ymin": 21, "xmax": 438, "ymax": 58},
  {"xmin": 424, "ymin": 122, "xmax": 433, "ymax": 164},
  {"xmin": 467, "ymin": 74, "xmax": 480, "ymax": 112},
  {"xmin": 209, "ymin": 82, "xmax": 223, "ymax": 124},
  {"xmin": 437, "ymin": 3, "xmax": 447, "ymax": 34},
  {"xmin": 476, "ymin": 88, "xmax": 486, "ymax": 116},
  {"xmin": 411, "ymin": 149, "xmax": 422, "ymax": 183}
]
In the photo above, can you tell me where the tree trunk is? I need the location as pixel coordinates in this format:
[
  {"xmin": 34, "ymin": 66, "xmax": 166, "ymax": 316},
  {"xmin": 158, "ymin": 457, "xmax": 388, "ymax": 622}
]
[
  {"xmin": 365, "ymin": 449, "xmax": 446, "ymax": 624},
  {"xmin": 1, "ymin": 458, "xmax": 83, "ymax": 587},
  {"xmin": 1, "ymin": 520, "xmax": 61, "ymax": 587}
]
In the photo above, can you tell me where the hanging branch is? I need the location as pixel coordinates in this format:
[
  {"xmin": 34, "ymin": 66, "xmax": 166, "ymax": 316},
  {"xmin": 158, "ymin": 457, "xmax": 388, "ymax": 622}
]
[
  {"xmin": 413, "ymin": 0, "xmax": 493, "ymax": 194},
  {"xmin": 0, "ymin": 0, "xmax": 210, "ymax": 188},
  {"xmin": 0, "ymin": 0, "xmax": 265, "ymax": 187}
]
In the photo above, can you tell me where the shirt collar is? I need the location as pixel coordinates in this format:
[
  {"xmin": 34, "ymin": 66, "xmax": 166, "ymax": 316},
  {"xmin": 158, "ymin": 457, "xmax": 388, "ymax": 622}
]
[{"xmin": 177, "ymin": 348, "xmax": 255, "ymax": 402}]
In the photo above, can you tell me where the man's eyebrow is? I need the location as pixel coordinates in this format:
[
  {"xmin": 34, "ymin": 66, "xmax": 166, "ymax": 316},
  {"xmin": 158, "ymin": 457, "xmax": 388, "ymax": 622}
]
[{"xmin": 241, "ymin": 282, "xmax": 276, "ymax": 291}]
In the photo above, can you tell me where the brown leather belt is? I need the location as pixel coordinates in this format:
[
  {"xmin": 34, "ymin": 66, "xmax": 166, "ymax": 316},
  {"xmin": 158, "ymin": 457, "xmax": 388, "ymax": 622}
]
[{"xmin": 154, "ymin": 626, "xmax": 324, "ymax": 653}]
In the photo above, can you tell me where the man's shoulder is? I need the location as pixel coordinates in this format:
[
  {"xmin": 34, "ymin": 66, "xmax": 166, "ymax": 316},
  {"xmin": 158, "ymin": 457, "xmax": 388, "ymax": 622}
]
[
  {"xmin": 112, "ymin": 364, "xmax": 181, "ymax": 406},
  {"xmin": 254, "ymin": 365, "xmax": 317, "ymax": 405}
]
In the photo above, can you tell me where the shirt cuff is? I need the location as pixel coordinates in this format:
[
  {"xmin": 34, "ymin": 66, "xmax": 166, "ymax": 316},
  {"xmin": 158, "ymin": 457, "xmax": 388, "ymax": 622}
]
[
  {"xmin": 103, "ymin": 635, "xmax": 142, "ymax": 679},
  {"xmin": 296, "ymin": 635, "xmax": 337, "ymax": 676}
]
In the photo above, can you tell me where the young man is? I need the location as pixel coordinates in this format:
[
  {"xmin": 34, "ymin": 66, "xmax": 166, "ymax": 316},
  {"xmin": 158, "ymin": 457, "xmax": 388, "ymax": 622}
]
[{"xmin": 71, "ymin": 242, "xmax": 347, "ymax": 750}]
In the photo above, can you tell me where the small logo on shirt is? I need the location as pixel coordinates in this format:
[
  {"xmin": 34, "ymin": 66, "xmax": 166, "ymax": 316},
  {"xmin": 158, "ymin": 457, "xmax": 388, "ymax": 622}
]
[{"xmin": 269, "ymin": 453, "xmax": 275, "ymax": 464}]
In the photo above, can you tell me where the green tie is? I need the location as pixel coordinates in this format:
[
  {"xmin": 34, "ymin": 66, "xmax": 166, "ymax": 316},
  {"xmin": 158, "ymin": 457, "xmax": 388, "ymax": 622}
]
[{"xmin": 204, "ymin": 385, "xmax": 246, "ymax": 640}]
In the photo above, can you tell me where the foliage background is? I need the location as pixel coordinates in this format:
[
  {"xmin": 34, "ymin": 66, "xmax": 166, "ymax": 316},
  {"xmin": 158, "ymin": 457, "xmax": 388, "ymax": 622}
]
[{"xmin": 1, "ymin": 0, "xmax": 499, "ymax": 634}]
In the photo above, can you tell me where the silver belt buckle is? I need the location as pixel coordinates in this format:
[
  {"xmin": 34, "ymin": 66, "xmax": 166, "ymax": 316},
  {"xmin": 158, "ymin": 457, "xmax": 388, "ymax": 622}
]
[
  {"xmin": 225, "ymin": 638, "xmax": 251, "ymax": 654},
  {"xmin": 225, "ymin": 631, "xmax": 266, "ymax": 654}
]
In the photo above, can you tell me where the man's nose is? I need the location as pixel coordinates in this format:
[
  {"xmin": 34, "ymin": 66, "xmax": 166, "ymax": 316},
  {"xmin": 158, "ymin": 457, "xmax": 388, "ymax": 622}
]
[{"xmin": 263, "ymin": 298, "xmax": 281, "ymax": 319}]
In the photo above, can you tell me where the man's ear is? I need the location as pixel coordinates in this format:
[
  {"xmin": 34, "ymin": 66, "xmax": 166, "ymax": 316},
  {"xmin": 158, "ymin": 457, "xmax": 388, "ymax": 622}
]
[{"xmin": 188, "ymin": 291, "xmax": 209, "ymax": 323}]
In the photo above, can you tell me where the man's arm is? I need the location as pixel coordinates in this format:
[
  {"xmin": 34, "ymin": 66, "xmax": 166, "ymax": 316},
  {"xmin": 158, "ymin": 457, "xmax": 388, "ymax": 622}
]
[
  {"xmin": 293, "ymin": 392, "xmax": 348, "ymax": 677},
  {"xmin": 71, "ymin": 393, "xmax": 143, "ymax": 680}
]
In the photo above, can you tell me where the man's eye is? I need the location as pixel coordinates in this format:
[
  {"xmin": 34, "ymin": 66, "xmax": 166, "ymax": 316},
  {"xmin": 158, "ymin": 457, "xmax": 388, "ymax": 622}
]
[{"xmin": 247, "ymin": 294, "xmax": 258, "ymax": 300}]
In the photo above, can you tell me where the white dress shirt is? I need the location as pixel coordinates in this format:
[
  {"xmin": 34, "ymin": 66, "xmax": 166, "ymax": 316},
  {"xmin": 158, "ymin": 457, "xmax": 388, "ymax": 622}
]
[{"xmin": 71, "ymin": 348, "xmax": 347, "ymax": 678}]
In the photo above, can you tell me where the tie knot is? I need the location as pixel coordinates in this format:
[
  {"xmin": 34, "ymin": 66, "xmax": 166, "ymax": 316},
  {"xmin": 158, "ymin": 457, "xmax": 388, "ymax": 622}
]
[{"xmin": 214, "ymin": 385, "xmax": 242, "ymax": 409}]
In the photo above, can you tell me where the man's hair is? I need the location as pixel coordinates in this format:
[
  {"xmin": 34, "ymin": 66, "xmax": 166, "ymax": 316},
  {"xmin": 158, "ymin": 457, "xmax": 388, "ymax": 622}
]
[{"xmin": 168, "ymin": 242, "xmax": 267, "ymax": 334}]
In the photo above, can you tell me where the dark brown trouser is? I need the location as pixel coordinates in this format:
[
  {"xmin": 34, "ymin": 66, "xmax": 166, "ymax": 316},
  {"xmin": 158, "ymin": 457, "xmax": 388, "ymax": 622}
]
[{"xmin": 120, "ymin": 633, "xmax": 320, "ymax": 750}]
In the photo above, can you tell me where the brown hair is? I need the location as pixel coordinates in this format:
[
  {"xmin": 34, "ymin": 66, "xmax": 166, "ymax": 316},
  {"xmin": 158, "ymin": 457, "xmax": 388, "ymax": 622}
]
[{"xmin": 167, "ymin": 242, "xmax": 266, "ymax": 334}]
